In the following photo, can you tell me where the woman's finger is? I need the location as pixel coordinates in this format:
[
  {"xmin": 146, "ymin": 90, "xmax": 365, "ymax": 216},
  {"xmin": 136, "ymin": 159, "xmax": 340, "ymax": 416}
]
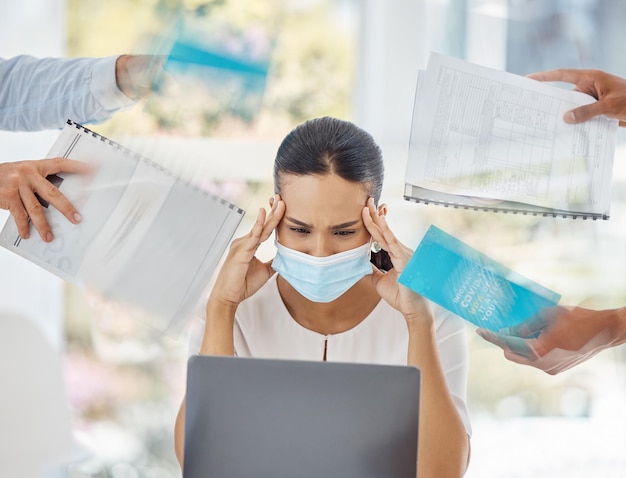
[
  {"xmin": 259, "ymin": 195, "xmax": 284, "ymax": 243},
  {"xmin": 229, "ymin": 208, "xmax": 267, "ymax": 259},
  {"xmin": 362, "ymin": 198, "xmax": 385, "ymax": 244},
  {"xmin": 365, "ymin": 198, "xmax": 401, "ymax": 251},
  {"xmin": 362, "ymin": 198, "xmax": 413, "ymax": 270}
]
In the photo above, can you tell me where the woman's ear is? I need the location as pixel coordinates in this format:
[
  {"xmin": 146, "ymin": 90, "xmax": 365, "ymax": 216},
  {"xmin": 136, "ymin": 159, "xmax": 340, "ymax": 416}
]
[{"xmin": 377, "ymin": 203, "xmax": 388, "ymax": 217}]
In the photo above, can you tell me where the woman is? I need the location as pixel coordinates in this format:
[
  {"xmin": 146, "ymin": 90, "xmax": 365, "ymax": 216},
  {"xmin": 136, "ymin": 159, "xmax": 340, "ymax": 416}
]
[{"xmin": 175, "ymin": 117, "xmax": 471, "ymax": 477}]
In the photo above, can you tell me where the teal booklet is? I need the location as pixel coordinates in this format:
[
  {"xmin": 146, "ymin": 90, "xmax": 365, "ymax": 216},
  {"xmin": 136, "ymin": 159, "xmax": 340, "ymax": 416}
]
[{"xmin": 398, "ymin": 225, "xmax": 561, "ymax": 332}]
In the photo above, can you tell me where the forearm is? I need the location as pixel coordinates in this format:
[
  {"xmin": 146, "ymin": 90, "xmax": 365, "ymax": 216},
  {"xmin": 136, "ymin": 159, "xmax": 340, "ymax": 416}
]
[
  {"xmin": 611, "ymin": 306, "xmax": 626, "ymax": 345},
  {"xmin": 0, "ymin": 55, "xmax": 134, "ymax": 131},
  {"xmin": 174, "ymin": 400, "xmax": 186, "ymax": 467},
  {"xmin": 406, "ymin": 318, "xmax": 469, "ymax": 478},
  {"xmin": 199, "ymin": 298, "xmax": 237, "ymax": 356}
]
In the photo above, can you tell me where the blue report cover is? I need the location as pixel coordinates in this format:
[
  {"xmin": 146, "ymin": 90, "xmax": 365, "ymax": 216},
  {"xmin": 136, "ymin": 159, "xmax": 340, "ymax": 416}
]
[{"xmin": 398, "ymin": 225, "xmax": 561, "ymax": 332}]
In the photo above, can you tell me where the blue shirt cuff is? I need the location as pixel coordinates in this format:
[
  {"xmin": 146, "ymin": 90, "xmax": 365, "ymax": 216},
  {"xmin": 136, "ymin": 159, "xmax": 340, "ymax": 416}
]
[{"xmin": 90, "ymin": 56, "xmax": 136, "ymax": 112}]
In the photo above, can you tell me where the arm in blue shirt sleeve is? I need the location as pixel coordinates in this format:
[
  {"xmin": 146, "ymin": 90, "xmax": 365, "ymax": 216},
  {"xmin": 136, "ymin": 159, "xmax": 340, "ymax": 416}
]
[{"xmin": 0, "ymin": 55, "xmax": 135, "ymax": 132}]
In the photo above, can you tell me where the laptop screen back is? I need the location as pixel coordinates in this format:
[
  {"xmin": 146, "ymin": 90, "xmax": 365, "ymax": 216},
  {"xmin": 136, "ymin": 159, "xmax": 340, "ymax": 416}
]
[{"xmin": 183, "ymin": 356, "xmax": 420, "ymax": 478}]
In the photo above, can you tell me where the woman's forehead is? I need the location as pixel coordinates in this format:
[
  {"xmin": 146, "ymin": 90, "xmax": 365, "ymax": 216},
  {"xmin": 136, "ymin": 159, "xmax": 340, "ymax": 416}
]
[
  {"xmin": 279, "ymin": 174, "xmax": 369, "ymax": 218},
  {"xmin": 280, "ymin": 174, "xmax": 368, "ymax": 206}
]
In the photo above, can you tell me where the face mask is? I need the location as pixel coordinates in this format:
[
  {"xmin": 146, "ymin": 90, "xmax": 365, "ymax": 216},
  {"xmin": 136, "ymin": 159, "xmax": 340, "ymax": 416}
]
[{"xmin": 271, "ymin": 240, "xmax": 373, "ymax": 303}]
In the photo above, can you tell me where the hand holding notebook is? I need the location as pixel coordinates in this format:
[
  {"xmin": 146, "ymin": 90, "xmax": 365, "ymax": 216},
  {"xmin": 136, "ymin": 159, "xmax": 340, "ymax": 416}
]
[{"xmin": 0, "ymin": 121, "xmax": 244, "ymax": 336}]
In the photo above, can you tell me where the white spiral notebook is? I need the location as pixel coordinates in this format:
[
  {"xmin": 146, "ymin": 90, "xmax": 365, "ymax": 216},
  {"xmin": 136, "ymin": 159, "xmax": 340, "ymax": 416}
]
[
  {"xmin": 405, "ymin": 53, "xmax": 618, "ymax": 219},
  {"xmin": 0, "ymin": 120, "xmax": 244, "ymax": 336}
]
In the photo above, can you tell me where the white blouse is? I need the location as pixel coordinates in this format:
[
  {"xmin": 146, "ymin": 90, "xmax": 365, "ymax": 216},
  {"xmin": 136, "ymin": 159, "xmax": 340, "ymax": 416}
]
[{"xmin": 192, "ymin": 274, "xmax": 472, "ymax": 435}]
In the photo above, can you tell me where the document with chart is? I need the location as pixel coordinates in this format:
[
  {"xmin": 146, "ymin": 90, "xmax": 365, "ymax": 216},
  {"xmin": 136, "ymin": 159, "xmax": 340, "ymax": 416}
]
[
  {"xmin": 0, "ymin": 121, "xmax": 244, "ymax": 336},
  {"xmin": 405, "ymin": 52, "xmax": 618, "ymax": 219}
]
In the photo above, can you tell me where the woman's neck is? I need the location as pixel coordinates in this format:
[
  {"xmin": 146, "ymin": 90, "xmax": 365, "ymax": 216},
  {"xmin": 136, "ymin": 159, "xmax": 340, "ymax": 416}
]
[{"xmin": 276, "ymin": 275, "xmax": 380, "ymax": 336}]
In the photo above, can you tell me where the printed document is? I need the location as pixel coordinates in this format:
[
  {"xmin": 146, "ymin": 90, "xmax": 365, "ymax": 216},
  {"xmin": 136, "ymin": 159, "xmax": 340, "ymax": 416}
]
[{"xmin": 405, "ymin": 53, "xmax": 618, "ymax": 219}]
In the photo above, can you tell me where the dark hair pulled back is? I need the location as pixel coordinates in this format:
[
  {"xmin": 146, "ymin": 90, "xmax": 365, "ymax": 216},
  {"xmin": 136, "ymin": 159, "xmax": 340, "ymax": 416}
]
[{"xmin": 273, "ymin": 116, "xmax": 393, "ymax": 271}]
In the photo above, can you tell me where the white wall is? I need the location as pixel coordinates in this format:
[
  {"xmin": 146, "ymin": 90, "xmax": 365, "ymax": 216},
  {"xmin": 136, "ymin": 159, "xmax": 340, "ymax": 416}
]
[{"xmin": 0, "ymin": 0, "xmax": 67, "ymax": 348}]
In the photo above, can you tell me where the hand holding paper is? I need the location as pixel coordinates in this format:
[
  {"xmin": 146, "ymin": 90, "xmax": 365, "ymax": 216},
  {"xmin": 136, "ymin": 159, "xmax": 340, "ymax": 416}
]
[
  {"xmin": 0, "ymin": 158, "xmax": 88, "ymax": 241},
  {"xmin": 476, "ymin": 305, "xmax": 626, "ymax": 374},
  {"xmin": 528, "ymin": 68, "xmax": 626, "ymax": 127}
]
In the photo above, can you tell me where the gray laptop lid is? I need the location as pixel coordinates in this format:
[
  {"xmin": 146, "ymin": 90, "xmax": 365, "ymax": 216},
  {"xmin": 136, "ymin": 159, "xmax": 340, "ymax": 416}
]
[{"xmin": 183, "ymin": 356, "xmax": 420, "ymax": 478}]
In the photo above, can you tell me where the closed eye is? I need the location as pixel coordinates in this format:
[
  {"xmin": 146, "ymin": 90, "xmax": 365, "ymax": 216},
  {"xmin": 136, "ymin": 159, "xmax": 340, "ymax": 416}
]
[
  {"xmin": 289, "ymin": 227, "xmax": 310, "ymax": 234},
  {"xmin": 333, "ymin": 230, "xmax": 356, "ymax": 236}
]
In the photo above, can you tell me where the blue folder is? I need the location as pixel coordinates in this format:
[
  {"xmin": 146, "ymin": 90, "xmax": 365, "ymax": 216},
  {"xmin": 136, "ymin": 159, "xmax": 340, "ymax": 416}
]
[{"xmin": 398, "ymin": 225, "xmax": 561, "ymax": 332}]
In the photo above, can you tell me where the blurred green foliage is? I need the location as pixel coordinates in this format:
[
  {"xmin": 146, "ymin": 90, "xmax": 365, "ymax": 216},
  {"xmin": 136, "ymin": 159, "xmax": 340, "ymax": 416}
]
[{"xmin": 67, "ymin": 0, "xmax": 356, "ymax": 138}]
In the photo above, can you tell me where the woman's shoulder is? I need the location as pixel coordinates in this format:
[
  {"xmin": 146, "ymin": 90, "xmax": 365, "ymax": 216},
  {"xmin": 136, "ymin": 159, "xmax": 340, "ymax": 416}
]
[{"xmin": 430, "ymin": 302, "xmax": 468, "ymax": 343}]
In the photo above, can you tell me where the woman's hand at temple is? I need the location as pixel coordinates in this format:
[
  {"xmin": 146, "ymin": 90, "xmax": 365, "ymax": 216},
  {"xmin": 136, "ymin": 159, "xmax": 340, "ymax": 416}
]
[
  {"xmin": 209, "ymin": 195, "xmax": 285, "ymax": 308},
  {"xmin": 361, "ymin": 198, "xmax": 431, "ymax": 321}
]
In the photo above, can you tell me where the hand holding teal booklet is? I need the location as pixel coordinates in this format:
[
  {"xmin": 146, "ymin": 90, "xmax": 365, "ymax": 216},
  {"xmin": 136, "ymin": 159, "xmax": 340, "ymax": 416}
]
[{"xmin": 398, "ymin": 225, "xmax": 561, "ymax": 332}]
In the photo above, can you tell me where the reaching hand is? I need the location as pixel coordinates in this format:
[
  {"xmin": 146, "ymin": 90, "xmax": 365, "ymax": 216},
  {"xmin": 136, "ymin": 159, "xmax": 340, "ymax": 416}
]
[
  {"xmin": 476, "ymin": 305, "xmax": 625, "ymax": 374},
  {"xmin": 528, "ymin": 68, "xmax": 626, "ymax": 127},
  {"xmin": 0, "ymin": 158, "xmax": 88, "ymax": 242}
]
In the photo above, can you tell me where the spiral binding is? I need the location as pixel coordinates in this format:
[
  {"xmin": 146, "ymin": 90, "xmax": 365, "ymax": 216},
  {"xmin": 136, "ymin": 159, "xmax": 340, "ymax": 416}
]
[
  {"xmin": 402, "ymin": 194, "xmax": 607, "ymax": 220},
  {"xmin": 66, "ymin": 119, "xmax": 244, "ymax": 215}
]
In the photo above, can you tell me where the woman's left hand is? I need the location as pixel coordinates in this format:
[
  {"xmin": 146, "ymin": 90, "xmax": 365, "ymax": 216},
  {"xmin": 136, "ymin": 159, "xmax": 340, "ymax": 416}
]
[{"xmin": 362, "ymin": 198, "xmax": 431, "ymax": 321}]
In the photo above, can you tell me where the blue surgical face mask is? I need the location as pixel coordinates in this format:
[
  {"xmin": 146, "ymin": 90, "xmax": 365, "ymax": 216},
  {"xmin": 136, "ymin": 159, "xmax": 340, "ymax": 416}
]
[{"xmin": 271, "ymin": 240, "xmax": 373, "ymax": 303}]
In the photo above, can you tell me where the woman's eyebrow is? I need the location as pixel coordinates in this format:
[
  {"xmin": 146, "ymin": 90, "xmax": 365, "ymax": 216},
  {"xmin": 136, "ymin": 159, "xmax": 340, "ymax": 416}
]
[
  {"xmin": 329, "ymin": 220, "xmax": 360, "ymax": 230},
  {"xmin": 284, "ymin": 217, "xmax": 361, "ymax": 230},
  {"xmin": 285, "ymin": 216, "xmax": 312, "ymax": 229}
]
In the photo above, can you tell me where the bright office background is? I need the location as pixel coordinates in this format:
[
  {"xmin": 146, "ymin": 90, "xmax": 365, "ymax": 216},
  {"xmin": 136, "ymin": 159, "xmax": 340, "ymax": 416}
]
[{"xmin": 1, "ymin": 0, "xmax": 626, "ymax": 477}]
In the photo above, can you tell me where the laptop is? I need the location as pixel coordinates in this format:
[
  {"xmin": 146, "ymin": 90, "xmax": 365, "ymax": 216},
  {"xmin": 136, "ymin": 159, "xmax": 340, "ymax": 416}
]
[{"xmin": 183, "ymin": 355, "xmax": 420, "ymax": 478}]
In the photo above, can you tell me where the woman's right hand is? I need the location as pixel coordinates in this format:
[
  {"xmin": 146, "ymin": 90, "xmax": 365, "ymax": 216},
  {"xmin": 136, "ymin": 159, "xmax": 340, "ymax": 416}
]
[{"xmin": 208, "ymin": 195, "xmax": 285, "ymax": 307}]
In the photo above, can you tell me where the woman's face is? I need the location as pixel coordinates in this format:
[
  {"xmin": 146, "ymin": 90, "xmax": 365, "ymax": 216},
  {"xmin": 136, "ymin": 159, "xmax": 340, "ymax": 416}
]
[{"xmin": 275, "ymin": 173, "xmax": 371, "ymax": 257}]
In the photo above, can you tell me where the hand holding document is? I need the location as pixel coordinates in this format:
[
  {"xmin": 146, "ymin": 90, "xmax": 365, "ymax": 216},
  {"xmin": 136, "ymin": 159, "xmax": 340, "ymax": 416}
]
[
  {"xmin": 0, "ymin": 121, "xmax": 244, "ymax": 336},
  {"xmin": 405, "ymin": 53, "xmax": 618, "ymax": 219}
]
